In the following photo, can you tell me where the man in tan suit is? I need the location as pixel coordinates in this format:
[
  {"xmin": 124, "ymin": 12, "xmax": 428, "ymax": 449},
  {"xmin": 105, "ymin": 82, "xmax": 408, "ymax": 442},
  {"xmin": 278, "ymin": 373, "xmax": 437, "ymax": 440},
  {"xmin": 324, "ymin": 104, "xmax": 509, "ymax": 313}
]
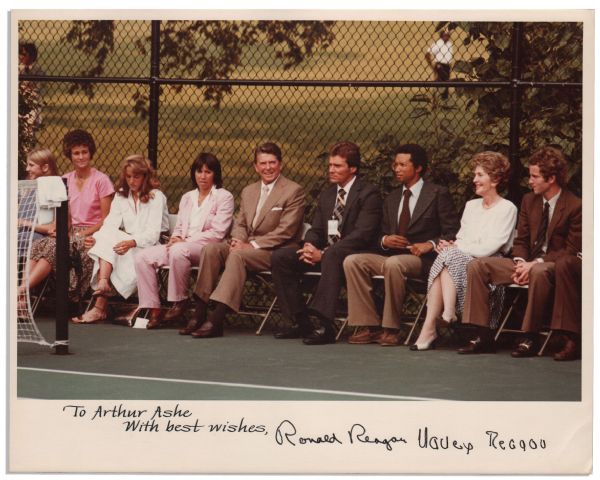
[
  {"xmin": 183, "ymin": 142, "xmax": 306, "ymax": 338},
  {"xmin": 459, "ymin": 146, "xmax": 582, "ymax": 360}
]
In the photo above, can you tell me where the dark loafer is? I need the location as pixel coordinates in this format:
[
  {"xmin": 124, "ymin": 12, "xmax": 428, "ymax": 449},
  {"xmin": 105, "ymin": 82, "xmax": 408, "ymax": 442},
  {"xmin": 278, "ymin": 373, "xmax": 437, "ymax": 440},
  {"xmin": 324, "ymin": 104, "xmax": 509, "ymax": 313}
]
[
  {"xmin": 457, "ymin": 336, "xmax": 496, "ymax": 354},
  {"xmin": 302, "ymin": 330, "xmax": 336, "ymax": 345},
  {"xmin": 511, "ymin": 339, "xmax": 536, "ymax": 358}
]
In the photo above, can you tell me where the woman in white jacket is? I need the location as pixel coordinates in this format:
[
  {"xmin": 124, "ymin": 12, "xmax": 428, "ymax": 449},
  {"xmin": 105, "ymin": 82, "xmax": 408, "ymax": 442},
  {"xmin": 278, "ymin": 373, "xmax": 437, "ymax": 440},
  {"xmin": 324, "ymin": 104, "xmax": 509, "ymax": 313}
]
[
  {"xmin": 410, "ymin": 151, "xmax": 518, "ymax": 350},
  {"xmin": 72, "ymin": 155, "xmax": 168, "ymax": 323}
]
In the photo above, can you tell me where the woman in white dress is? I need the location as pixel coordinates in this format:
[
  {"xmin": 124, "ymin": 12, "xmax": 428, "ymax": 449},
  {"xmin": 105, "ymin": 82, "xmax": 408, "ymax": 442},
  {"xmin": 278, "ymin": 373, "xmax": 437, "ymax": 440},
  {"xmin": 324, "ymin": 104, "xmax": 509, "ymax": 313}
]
[
  {"xmin": 72, "ymin": 155, "xmax": 168, "ymax": 323},
  {"xmin": 410, "ymin": 151, "xmax": 518, "ymax": 351}
]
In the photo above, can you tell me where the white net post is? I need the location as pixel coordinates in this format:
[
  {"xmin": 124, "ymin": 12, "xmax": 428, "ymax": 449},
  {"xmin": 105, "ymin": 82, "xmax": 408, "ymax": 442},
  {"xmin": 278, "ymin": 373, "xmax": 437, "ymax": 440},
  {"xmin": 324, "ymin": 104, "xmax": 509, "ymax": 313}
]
[{"xmin": 17, "ymin": 180, "xmax": 51, "ymax": 346}]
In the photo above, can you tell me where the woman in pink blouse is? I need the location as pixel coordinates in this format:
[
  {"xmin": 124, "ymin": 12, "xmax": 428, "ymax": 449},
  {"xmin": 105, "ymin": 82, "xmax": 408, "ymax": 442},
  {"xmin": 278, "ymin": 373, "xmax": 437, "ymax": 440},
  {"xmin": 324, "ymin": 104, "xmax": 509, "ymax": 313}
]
[
  {"xmin": 25, "ymin": 130, "xmax": 114, "ymax": 309},
  {"xmin": 134, "ymin": 153, "xmax": 234, "ymax": 330}
]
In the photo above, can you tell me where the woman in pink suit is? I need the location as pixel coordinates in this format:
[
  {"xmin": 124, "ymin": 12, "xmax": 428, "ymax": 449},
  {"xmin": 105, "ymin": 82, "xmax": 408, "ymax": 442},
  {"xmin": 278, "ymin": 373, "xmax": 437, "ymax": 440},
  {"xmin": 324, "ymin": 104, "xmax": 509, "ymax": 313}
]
[{"xmin": 134, "ymin": 153, "xmax": 234, "ymax": 330}]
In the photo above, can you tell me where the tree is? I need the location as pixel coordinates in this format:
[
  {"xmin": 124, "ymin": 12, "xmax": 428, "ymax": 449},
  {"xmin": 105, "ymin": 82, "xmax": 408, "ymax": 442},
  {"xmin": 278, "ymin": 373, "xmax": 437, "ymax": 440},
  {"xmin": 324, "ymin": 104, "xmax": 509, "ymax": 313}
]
[
  {"xmin": 452, "ymin": 21, "xmax": 583, "ymax": 203},
  {"xmin": 65, "ymin": 20, "xmax": 335, "ymax": 114},
  {"xmin": 393, "ymin": 22, "xmax": 583, "ymax": 208},
  {"xmin": 18, "ymin": 80, "xmax": 43, "ymax": 178}
]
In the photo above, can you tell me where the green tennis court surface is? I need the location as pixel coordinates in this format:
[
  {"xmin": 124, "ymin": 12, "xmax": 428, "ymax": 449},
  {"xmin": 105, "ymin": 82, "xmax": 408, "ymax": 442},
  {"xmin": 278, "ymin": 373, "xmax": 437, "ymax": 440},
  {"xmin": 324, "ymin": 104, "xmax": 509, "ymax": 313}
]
[{"xmin": 17, "ymin": 317, "xmax": 581, "ymax": 401}]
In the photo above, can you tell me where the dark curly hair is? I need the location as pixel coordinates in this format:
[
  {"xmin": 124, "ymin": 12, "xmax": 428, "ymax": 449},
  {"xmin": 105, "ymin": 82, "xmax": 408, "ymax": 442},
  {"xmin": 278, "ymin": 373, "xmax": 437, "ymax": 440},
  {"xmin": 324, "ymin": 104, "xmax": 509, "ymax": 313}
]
[
  {"xmin": 62, "ymin": 129, "xmax": 96, "ymax": 159},
  {"xmin": 528, "ymin": 146, "xmax": 568, "ymax": 187},
  {"xmin": 393, "ymin": 144, "xmax": 428, "ymax": 174}
]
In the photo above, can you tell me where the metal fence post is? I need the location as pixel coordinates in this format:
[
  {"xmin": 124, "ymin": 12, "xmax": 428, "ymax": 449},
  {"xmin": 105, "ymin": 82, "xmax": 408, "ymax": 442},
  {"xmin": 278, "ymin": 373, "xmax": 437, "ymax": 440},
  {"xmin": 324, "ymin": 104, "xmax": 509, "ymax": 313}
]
[
  {"xmin": 508, "ymin": 22, "xmax": 524, "ymax": 206},
  {"xmin": 148, "ymin": 20, "xmax": 161, "ymax": 169},
  {"xmin": 54, "ymin": 179, "xmax": 70, "ymax": 355}
]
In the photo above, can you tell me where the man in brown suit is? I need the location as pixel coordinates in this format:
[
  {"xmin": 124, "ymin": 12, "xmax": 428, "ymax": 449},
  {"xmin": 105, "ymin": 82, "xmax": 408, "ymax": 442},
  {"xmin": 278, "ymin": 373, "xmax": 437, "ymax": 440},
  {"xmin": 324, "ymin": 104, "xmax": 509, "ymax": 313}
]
[
  {"xmin": 183, "ymin": 142, "xmax": 306, "ymax": 338},
  {"xmin": 343, "ymin": 144, "xmax": 459, "ymax": 346},
  {"xmin": 459, "ymin": 146, "xmax": 582, "ymax": 360}
]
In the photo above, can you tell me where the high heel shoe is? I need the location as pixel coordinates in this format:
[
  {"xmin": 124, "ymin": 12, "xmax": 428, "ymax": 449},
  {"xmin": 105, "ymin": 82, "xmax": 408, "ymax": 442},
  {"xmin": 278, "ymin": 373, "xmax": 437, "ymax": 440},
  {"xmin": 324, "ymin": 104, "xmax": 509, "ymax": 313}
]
[{"xmin": 409, "ymin": 336, "xmax": 438, "ymax": 351}]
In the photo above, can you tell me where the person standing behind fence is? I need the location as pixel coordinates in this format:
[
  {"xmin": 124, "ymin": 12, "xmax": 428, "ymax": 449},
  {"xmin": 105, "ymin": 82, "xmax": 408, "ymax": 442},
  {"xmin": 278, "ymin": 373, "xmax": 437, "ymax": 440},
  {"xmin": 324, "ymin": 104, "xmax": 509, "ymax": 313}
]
[
  {"xmin": 343, "ymin": 144, "xmax": 460, "ymax": 347},
  {"xmin": 271, "ymin": 141, "xmax": 382, "ymax": 345},
  {"xmin": 134, "ymin": 153, "xmax": 234, "ymax": 330},
  {"xmin": 25, "ymin": 129, "xmax": 114, "ymax": 310},
  {"xmin": 425, "ymin": 29, "xmax": 453, "ymax": 100},
  {"xmin": 410, "ymin": 151, "xmax": 517, "ymax": 351},
  {"xmin": 72, "ymin": 155, "xmax": 169, "ymax": 324},
  {"xmin": 459, "ymin": 146, "xmax": 582, "ymax": 360},
  {"xmin": 185, "ymin": 142, "xmax": 305, "ymax": 338}
]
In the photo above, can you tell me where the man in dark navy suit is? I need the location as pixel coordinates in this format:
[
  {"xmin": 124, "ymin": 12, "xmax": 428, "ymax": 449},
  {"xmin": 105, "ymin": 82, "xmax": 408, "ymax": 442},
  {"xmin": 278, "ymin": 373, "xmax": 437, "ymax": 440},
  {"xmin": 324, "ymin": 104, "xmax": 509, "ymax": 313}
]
[{"xmin": 271, "ymin": 141, "xmax": 382, "ymax": 345}]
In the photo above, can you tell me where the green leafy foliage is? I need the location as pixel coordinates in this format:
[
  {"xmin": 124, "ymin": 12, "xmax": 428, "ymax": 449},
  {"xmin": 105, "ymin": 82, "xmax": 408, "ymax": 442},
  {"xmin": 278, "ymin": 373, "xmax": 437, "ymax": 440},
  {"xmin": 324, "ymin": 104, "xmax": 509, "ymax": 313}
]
[
  {"xmin": 64, "ymin": 20, "xmax": 335, "ymax": 113},
  {"xmin": 396, "ymin": 21, "xmax": 583, "ymax": 208}
]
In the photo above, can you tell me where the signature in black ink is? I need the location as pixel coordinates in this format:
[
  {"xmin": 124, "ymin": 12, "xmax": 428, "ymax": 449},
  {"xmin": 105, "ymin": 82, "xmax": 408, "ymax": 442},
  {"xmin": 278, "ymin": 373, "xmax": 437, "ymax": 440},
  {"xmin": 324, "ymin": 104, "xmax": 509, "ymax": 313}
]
[
  {"xmin": 275, "ymin": 419, "xmax": 342, "ymax": 446},
  {"xmin": 347, "ymin": 423, "xmax": 407, "ymax": 451}
]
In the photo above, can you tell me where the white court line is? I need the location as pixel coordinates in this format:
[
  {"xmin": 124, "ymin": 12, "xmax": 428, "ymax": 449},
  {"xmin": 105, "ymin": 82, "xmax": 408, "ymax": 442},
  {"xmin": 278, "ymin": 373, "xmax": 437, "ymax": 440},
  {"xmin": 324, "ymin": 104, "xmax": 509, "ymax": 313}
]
[{"xmin": 18, "ymin": 367, "xmax": 447, "ymax": 401}]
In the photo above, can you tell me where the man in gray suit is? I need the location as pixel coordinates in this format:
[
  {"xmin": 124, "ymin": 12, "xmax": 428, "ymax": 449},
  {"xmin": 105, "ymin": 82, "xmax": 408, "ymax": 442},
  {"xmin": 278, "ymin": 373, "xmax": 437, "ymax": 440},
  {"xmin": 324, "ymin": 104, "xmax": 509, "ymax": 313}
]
[
  {"xmin": 184, "ymin": 142, "xmax": 306, "ymax": 338},
  {"xmin": 343, "ymin": 144, "xmax": 460, "ymax": 346}
]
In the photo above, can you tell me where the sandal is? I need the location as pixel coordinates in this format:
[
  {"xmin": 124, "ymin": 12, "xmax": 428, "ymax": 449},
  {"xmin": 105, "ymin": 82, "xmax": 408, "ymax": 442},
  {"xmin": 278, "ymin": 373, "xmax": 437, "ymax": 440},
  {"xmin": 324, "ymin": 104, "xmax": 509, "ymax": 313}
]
[
  {"xmin": 71, "ymin": 306, "xmax": 107, "ymax": 324},
  {"xmin": 92, "ymin": 277, "xmax": 112, "ymax": 297}
]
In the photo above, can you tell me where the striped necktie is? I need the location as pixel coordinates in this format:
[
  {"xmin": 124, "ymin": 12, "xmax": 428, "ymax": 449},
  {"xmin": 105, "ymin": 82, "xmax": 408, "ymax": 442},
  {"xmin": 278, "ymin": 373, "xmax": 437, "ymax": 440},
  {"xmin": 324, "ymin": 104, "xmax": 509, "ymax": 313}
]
[{"xmin": 328, "ymin": 188, "xmax": 346, "ymax": 245}]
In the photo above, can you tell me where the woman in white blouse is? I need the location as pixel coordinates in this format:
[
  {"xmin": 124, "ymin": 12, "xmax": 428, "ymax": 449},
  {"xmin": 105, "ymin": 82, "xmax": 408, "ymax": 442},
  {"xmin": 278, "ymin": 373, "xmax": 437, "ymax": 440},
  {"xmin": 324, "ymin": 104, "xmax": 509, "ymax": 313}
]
[
  {"xmin": 72, "ymin": 155, "xmax": 168, "ymax": 323},
  {"xmin": 134, "ymin": 153, "xmax": 234, "ymax": 330},
  {"xmin": 410, "ymin": 151, "xmax": 517, "ymax": 351}
]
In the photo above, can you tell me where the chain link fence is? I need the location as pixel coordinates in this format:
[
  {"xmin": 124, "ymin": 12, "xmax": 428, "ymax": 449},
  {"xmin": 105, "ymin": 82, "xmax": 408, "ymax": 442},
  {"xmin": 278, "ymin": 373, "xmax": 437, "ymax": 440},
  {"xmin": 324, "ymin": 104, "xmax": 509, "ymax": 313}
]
[
  {"xmin": 19, "ymin": 20, "xmax": 582, "ymax": 212},
  {"xmin": 18, "ymin": 19, "xmax": 583, "ymax": 327}
]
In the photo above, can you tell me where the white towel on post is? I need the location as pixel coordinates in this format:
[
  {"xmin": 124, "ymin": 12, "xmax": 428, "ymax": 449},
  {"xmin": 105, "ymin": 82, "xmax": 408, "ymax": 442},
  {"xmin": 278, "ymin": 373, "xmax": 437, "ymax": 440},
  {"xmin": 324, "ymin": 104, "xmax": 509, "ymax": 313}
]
[{"xmin": 36, "ymin": 176, "xmax": 67, "ymax": 208}]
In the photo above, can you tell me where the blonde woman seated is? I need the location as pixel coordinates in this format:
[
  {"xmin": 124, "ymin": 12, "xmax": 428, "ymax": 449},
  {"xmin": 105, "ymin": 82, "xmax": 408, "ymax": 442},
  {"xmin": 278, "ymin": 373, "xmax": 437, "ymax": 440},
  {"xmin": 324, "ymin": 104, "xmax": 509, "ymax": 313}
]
[
  {"xmin": 410, "ymin": 151, "xmax": 518, "ymax": 351},
  {"xmin": 72, "ymin": 155, "xmax": 168, "ymax": 323},
  {"xmin": 18, "ymin": 148, "xmax": 60, "ymax": 255},
  {"xmin": 134, "ymin": 152, "xmax": 234, "ymax": 330}
]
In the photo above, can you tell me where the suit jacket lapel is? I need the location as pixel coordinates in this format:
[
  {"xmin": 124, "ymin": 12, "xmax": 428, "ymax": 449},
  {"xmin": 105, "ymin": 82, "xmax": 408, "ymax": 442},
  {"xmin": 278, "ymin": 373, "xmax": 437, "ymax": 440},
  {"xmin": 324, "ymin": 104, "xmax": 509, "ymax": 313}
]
[
  {"xmin": 339, "ymin": 177, "xmax": 361, "ymax": 230},
  {"xmin": 247, "ymin": 182, "xmax": 262, "ymax": 231},
  {"xmin": 546, "ymin": 191, "xmax": 566, "ymax": 242},
  {"xmin": 409, "ymin": 182, "xmax": 434, "ymax": 229},
  {"xmin": 528, "ymin": 195, "xmax": 543, "ymax": 249},
  {"xmin": 388, "ymin": 188, "xmax": 403, "ymax": 233},
  {"xmin": 181, "ymin": 193, "xmax": 193, "ymax": 239},
  {"xmin": 251, "ymin": 176, "xmax": 285, "ymax": 231}
]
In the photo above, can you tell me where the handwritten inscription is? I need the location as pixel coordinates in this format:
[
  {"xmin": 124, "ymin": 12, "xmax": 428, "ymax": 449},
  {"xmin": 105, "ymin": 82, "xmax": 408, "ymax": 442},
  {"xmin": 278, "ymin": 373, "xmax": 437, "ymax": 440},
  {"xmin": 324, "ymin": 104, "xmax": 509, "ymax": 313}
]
[{"xmin": 60, "ymin": 404, "xmax": 548, "ymax": 457}]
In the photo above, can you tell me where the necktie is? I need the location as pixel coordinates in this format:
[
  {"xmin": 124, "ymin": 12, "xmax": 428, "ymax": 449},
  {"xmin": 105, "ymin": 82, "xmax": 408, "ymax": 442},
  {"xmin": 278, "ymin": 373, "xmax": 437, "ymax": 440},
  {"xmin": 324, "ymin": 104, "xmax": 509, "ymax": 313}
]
[
  {"xmin": 252, "ymin": 185, "xmax": 270, "ymax": 228},
  {"xmin": 530, "ymin": 201, "xmax": 550, "ymax": 260},
  {"xmin": 328, "ymin": 188, "xmax": 346, "ymax": 245},
  {"xmin": 397, "ymin": 189, "xmax": 412, "ymax": 236}
]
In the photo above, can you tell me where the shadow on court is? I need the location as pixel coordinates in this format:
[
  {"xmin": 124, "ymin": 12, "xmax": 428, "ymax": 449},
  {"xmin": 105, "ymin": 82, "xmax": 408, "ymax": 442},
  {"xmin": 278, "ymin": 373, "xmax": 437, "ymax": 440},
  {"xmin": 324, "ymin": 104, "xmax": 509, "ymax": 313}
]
[{"xmin": 17, "ymin": 317, "xmax": 581, "ymax": 401}]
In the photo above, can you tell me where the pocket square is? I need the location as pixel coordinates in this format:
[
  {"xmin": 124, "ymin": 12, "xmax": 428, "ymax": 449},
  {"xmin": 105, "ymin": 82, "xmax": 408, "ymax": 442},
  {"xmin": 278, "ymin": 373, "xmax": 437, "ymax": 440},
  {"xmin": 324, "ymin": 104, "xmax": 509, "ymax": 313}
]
[{"xmin": 271, "ymin": 206, "xmax": 283, "ymax": 211}]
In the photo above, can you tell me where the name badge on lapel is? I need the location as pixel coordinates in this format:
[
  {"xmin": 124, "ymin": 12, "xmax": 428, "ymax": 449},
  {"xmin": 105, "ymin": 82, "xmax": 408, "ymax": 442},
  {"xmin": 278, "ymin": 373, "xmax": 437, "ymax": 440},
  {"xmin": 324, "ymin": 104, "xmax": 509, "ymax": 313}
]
[{"xmin": 328, "ymin": 219, "xmax": 339, "ymax": 235}]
